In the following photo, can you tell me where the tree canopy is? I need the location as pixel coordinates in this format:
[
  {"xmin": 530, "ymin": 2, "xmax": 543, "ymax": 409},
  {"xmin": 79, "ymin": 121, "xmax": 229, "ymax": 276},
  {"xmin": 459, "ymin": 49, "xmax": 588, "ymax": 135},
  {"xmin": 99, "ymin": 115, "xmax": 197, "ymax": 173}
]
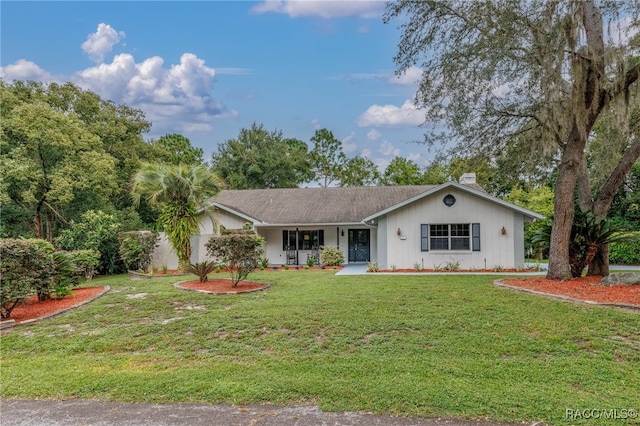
[
  {"xmin": 385, "ymin": 0, "xmax": 640, "ymax": 279},
  {"xmin": 211, "ymin": 123, "xmax": 312, "ymax": 189}
]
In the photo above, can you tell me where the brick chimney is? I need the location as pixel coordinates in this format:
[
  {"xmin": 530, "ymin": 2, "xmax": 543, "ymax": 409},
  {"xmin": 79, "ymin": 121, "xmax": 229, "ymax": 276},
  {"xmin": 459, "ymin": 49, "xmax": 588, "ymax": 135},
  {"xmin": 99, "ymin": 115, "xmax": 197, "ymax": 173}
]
[{"xmin": 459, "ymin": 173, "xmax": 476, "ymax": 184}]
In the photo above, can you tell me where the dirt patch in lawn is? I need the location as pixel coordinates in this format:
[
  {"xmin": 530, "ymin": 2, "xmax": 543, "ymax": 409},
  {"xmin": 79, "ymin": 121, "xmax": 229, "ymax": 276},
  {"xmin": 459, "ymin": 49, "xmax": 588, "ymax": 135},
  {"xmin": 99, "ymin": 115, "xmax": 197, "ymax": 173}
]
[
  {"xmin": 498, "ymin": 276, "xmax": 640, "ymax": 308},
  {"xmin": 175, "ymin": 279, "xmax": 269, "ymax": 295},
  {"xmin": 1, "ymin": 286, "xmax": 109, "ymax": 325}
]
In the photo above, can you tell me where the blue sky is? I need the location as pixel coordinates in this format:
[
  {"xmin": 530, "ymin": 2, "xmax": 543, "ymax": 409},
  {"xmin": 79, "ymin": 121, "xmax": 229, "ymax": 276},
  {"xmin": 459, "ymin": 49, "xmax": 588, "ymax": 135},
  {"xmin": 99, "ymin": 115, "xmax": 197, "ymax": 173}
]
[{"xmin": 1, "ymin": 1, "xmax": 431, "ymax": 170}]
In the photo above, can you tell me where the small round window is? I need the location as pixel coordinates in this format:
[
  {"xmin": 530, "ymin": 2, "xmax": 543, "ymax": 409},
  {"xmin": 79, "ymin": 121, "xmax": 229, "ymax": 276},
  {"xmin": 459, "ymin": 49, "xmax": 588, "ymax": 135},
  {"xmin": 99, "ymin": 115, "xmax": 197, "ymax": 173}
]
[{"xmin": 443, "ymin": 194, "xmax": 456, "ymax": 207}]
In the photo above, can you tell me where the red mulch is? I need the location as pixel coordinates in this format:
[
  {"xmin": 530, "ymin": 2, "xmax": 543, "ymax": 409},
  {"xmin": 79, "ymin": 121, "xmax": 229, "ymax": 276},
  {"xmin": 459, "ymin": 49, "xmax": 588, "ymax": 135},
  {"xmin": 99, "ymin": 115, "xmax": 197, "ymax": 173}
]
[
  {"xmin": 379, "ymin": 269, "xmax": 523, "ymax": 273},
  {"xmin": 179, "ymin": 279, "xmax": 266, "ymax": 293},
  {"xmin": 502, "ymin": 276, "xmax": 640, "ymax": 306},
  {"xmin": 1, "ymin": 287, "xmax": 106, "ymax": 324}
]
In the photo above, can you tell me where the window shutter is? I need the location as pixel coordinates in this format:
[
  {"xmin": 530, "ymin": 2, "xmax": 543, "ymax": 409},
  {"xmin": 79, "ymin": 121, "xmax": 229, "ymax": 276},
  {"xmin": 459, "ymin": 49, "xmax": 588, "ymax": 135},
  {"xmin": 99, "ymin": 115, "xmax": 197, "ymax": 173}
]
[
  {"xmin": 421, "ymin": 224, "xmax": 429, "ymax": 251},
  {"xmin": 282, "ymin": 230, "xmax": 288, "ymax": 251},
  {"xmin": 318, "ymin": 230, "xmax": 324, "ymax": 246},
  {"xmin": 472, "ymin": 223, "xmax": 480, "ymax": 251}
]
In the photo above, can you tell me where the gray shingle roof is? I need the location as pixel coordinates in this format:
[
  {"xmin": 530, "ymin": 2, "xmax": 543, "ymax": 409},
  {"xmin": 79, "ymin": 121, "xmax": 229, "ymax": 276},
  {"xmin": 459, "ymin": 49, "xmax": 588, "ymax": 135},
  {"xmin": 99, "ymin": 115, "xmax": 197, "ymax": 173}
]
[{"xmin": 211, "ymin": 185, "xmax": 484, "ymax": 225}]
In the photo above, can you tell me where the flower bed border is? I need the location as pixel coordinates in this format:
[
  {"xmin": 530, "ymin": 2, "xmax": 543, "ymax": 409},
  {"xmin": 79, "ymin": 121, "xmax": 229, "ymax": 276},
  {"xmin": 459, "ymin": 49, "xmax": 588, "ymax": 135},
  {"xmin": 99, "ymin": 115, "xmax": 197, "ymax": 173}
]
[
  {"xmin": 174, "ymin": 280, "xmax": 270, "ymax": 295},
  {"xmin": 494, "ymin": 279, "xmax": 639, "ymax": 311}
]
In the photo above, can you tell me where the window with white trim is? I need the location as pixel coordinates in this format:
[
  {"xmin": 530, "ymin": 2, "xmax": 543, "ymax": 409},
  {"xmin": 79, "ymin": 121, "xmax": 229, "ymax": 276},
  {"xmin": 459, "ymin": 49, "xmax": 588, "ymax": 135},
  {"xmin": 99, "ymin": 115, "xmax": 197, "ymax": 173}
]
[{"xmin": 420, "ymin": 223, "xmax": 480, "ymax": 251}]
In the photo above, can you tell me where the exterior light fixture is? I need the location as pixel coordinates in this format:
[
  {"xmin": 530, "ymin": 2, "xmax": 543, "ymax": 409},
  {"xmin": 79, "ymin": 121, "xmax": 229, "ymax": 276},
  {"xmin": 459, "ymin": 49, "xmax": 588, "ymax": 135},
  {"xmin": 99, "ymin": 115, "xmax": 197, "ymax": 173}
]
[
  {"xmin": 397, "ymin": 227, "xmax": 402, "ymax": 236},
  {"xmin": 501, "ymin": 226, "xmax": 507, "ymax": 235}
]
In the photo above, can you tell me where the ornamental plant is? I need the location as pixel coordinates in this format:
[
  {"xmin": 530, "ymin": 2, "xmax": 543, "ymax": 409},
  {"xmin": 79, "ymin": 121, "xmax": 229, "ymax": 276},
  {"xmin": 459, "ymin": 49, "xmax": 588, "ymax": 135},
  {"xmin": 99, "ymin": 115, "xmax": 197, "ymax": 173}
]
[
  {"xmin": 205, "ymin": 229, "xmax": 264, "ymax": 287},
  {"xmin": 186, "ymin": 261, "xmax": 218, "ymax": 283},
  {"xmin": 118, "ymin": 231, "xmax": 159, "ymax": 272},
  {"xmin": 320, "ymin": 246, "xmax": 344, "ymax": 267}
]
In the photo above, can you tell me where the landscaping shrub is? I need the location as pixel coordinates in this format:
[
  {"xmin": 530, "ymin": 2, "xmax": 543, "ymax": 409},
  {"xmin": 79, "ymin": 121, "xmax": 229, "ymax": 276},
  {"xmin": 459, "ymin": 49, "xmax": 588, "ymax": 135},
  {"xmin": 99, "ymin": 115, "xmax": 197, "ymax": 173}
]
[
  {"xmin": 118, "ymin": 231, "xmax": 159, "ymax": 272},
  {"xmin": 609, "ymin": 231, "xmax": 640, "ymax": 264},
  {"xmin": 51, "ymin": 251, "xmax": 77, "ymax": 299},
  {"xmin": 186, "ymin": 261, "xmax": 218, "ymax": 283},
  {"xmin": 55, "ymin": 210, "xmax": 123, "ymax": 275},
  {"xmin": 0, "ymin": 239, "xmax": 56, "ymax": 317},
  {"xmin": 320, "ymin": 246, "xmax": 344, "ymax": 266},
  {"xmin": 206, "ymin": 229, "xmax": 264, "ymax": 287},
  {"xmin": 65, "ymin": 249, "xmax": 101, "ymax": 282}
]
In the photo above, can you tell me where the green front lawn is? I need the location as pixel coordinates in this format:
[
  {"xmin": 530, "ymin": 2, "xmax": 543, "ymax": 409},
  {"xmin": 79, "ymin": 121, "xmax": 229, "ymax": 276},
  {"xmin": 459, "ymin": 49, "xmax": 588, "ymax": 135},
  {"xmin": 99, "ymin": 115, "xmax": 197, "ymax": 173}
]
[{"xmin": 1, "ymin": 271, "xmax": 638, "ymax": 425}]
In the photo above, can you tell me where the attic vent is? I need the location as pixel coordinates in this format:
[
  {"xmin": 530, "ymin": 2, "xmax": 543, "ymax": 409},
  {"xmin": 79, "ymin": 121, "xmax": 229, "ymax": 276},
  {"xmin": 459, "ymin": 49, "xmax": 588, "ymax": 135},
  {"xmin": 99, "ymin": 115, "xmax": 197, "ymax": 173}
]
[{"xmin": 459, "ymin": 173, "xmax": 476, "ymax": 184}]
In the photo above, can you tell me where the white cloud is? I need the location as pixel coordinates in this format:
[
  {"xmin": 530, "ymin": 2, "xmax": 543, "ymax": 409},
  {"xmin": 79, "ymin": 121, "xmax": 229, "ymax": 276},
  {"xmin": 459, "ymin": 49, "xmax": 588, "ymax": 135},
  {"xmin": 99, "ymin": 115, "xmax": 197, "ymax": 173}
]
[
  {"xmin": 366, "ymin": 128, "xmax": 381, "ymax": 140},
  {"xmin": 75, "ymin": 52, "xmax": 236, "ymax": 134},
  {"xmin": 379, "ymin": 140, "xmax": 400, "ymax": 157},
  {"xmin": 389, "ymin": 66, "xmax": 422, "ymax": 86},
  {"xmin": 357, "ymin": 99, "xmax": 424, "ymax": 127},
  {"xmin": 81, "ymin": 23, "xmax": 125, "ymax": 63},
  {"xmin": 0, "ymin": 59, "xmax": 53, "ymax": 82},
  {"xmin": 250, "ymin": 0, "xmax": 384, "ymax": 19},
  {"xmin": 406, "ymin": 152, "xmax": 426, "ymax": 165},
  {"xmin": 341, "ymin": 131, "xmax": 357, "ymax": 153},
  {"xmin": 361, "ymin": 147, "xmax": 372, "ymax": 158}
]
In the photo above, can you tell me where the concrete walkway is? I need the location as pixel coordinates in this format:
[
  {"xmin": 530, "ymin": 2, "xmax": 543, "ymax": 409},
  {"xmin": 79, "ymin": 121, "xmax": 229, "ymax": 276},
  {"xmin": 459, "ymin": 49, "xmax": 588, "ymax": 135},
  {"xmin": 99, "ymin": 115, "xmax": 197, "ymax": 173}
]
[{"xmin": 0, "ymin": 399, "xmax": 538, "ymax": 426}]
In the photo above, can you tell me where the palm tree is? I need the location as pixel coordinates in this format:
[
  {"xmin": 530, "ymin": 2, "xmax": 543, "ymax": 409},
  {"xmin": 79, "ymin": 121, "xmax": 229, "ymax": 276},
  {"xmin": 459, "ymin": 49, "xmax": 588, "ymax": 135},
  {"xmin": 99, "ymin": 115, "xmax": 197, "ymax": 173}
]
[{"xmin": 131, "ymin": 162, "xmax": 224, "ymax": 271}]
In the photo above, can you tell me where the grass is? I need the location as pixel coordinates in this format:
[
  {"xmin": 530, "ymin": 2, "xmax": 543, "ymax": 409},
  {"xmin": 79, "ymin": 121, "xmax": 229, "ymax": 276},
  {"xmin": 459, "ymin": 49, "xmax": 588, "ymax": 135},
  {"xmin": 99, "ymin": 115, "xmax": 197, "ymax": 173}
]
[{"xmin": 1, "ymin": 270, "xmax": 639, "ymax": 425}]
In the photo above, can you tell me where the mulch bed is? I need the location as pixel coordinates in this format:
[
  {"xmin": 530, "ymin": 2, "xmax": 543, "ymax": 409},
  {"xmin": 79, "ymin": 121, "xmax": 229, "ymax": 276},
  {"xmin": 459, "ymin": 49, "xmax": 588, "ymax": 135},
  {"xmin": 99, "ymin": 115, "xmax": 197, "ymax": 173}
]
[
  {"xmin": 176, "ymin": 279, "xmax": 268, "ymax": 294},
  {"xmin": 1, "ymin": 286, "xmax": 107, "ymax": 324},
  {"xmin": 500, "ymin": 276, "xmax": 640, "ymax": 306}
]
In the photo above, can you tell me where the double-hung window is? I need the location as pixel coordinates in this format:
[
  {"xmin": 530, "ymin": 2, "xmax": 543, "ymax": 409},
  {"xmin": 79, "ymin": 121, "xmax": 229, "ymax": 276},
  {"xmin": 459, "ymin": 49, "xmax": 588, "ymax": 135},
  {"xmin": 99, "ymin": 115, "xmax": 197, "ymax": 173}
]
[{"xmin": 421, "ymin": 223, "xmax": 480, "ymax": 251}]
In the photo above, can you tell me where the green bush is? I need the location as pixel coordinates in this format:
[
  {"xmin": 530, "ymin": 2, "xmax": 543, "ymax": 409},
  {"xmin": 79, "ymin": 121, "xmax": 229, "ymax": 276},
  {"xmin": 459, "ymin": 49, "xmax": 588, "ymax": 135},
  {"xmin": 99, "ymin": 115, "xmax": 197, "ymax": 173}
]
[
  {"xmin": 51, "ymin": 251, "xmax": 77, "ymax": 299},
  {"xmin": 609, "ymin": 231, "xmax": 640, "ymax": 264},
  {"xmin": 0, "ymin": 239, "xmax": 56, "ymax": 317},
  {"xmin": 320, "ymin": 246, "xmax": 344, "ymax": 266},
  {"xmin": 118, "ymin": 231, "xmax": 159, "ymax": 272},
  {"xmin": 205, "ymin": 229, "xmax": 264, "ymax": 287},
  {"xmin": 55, "ymin": 210, "xmax": 122, "ymax": 275}
]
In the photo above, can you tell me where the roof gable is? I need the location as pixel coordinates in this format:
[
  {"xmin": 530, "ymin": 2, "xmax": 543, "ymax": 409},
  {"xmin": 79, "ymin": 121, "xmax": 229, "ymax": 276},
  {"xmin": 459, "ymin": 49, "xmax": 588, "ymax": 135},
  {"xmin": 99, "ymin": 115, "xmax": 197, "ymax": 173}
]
[{"xmin": 363, "ymin": 181, "xmax": 543, "ymax": 221}]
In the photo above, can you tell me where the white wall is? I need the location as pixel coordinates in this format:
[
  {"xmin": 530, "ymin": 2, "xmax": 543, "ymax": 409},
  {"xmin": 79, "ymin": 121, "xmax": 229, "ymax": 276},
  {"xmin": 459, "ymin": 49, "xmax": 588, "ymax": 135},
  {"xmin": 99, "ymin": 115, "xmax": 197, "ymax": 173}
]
[
  {"xmin": 150, "ymin": 232, "xmax": 179, "ymax": 271},
  {"xmin": 381, "ymin": 188, "xmax": 519, "ymax": 270}
]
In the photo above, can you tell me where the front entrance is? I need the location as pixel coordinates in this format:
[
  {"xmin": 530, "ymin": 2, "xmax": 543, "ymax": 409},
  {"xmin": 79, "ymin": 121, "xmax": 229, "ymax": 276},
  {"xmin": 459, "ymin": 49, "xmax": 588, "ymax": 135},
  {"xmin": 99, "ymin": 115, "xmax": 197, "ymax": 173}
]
[{"xmin": 348, "ymin": 229, "xmax": 370, "ymax": 262}]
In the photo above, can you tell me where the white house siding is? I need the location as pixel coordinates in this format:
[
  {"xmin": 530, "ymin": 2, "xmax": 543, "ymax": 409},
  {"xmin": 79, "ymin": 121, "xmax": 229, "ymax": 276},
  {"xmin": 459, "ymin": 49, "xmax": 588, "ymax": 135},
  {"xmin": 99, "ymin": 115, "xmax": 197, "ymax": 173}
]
[
  {"xmin": 382, "ymin": 188, "xmax": 519, "ymax": 270},
  {"xmin": 376, "ymin": 217, "xmax": 388, "ymax": 268}
]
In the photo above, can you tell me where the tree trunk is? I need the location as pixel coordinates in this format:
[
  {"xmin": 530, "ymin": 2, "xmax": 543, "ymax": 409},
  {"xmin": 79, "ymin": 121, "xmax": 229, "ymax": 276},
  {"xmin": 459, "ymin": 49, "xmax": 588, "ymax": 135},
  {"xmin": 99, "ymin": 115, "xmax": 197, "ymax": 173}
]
[
  {"xmin": 587, "ymin": 242, "xmax": 609, "ymax": 276},
  {"xmin": 547, "ymin": 129, "xmax": 586, "ymax": 280}
]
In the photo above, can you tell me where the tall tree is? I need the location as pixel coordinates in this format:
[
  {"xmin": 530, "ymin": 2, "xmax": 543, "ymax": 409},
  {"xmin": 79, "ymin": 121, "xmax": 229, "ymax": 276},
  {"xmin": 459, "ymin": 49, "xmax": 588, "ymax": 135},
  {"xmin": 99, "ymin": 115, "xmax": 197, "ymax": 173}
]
[
  {"xmin": 1, "ymin": 83, "xmax": 118, "ymax": 241},
  {"xmin": 211, "ymin": 123, "xmax": 312, "ymax": 189},
  {"xmin": 309, "ymin": 128, "xmax": 347, "ymax": 187},
  {"xmin": 131, "ymin": 163, "xmax": 224, "ymax": 271},
  {"xmin": 1, "ymin": 80, "xmax": 155, "ymax": 231},
  {"xmin": 385, "ymin": 1, "xmax": 640, "ymax": 279},
  {"xmin": 339, "ymin": 156, "xmax": 381, "ymax": 186},
  {"xmin": 381, "ymin": 156, "xmax": 426, "ymax": 185},
  {"xmin": 149, "ymin": 133, "xmax": 205, "ymax": 166}
]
